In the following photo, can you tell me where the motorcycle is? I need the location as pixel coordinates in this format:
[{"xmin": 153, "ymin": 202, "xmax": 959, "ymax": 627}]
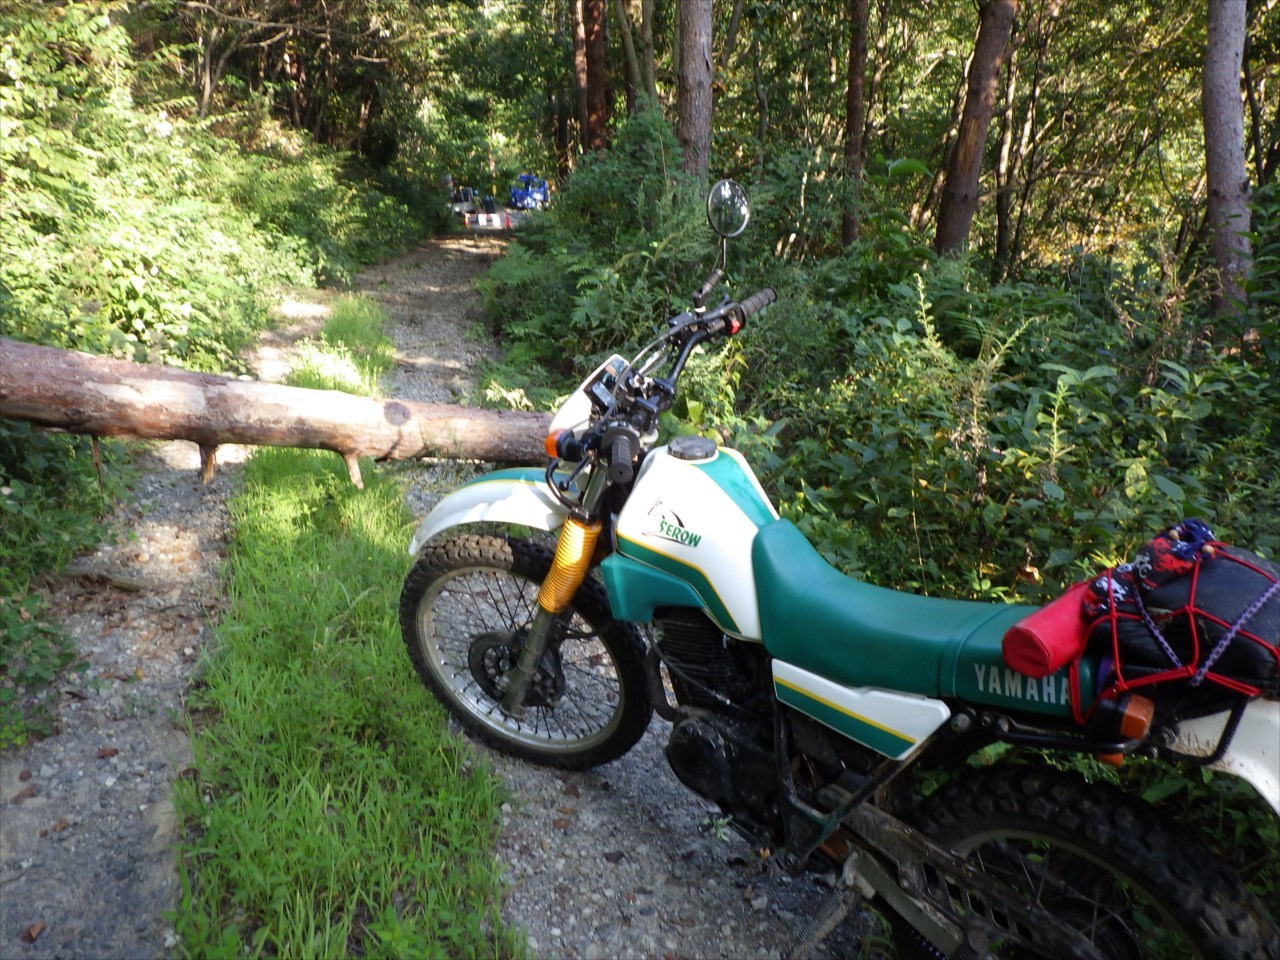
[{"xmin": 399, "ymin": 180, "xmax": 1280, "ymax": 959}]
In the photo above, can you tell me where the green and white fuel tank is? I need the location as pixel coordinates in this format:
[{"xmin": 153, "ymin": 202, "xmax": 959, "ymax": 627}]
[{"xmin": 600, "ymin": 436, "xmax": 777, "ymax": 639}]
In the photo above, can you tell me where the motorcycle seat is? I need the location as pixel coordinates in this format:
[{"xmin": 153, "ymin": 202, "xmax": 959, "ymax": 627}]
[{"xmin": 753, "ymin": 519, "xmax": 1033, "ymax": 701}]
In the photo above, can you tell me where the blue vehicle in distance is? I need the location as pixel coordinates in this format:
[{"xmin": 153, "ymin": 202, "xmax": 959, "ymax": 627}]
[{"xmin": 509, "ymin": 174, "xmax": 550, "ymax": 211}]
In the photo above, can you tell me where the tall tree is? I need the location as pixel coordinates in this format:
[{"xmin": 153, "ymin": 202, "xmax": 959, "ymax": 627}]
[
  {"xmin": 676, "ymin": 0, "xmax": 714, "ymax": 177},
  {"xmin": 572, "ymin": 0, "xmax": 590, "ymax": 146},
  {"xmin": 584, "ymin": 0, "xmax": 610, "ymax": 150},
  {"xmin": 935, "ymin": 0, "xmax": 1018, "ymax": 255},
  {"xmin": 613, "ymin": 0, "xmax": 642, "ymax": 109},
  {"xmin": 841, "ymin": 0, "xmax": 871, "ymax": 245},
  {"xmin": 1203, "ymin": 0, "xmax": 1252, "ymax": 317}
]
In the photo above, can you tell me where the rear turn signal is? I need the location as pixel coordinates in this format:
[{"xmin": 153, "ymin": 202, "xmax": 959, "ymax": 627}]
[{"xmin": 1096, "ymin": 693, "xmax": 1155, "ymax": 767}]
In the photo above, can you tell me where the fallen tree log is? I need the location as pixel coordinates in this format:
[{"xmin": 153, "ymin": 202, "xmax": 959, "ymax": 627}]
[{"xmin": 0, "ymin": 338, "xmax": 552, "ymax": 486}]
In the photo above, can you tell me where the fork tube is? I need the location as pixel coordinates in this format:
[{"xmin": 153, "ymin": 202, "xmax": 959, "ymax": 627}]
[{"xmin": 500, "ymin": 515, "xmax": 602, "ymax": 718}]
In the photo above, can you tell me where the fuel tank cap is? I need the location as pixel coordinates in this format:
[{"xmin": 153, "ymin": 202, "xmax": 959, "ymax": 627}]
[{"xmin": 669, "ymin": 435, "xmax": 718, "ymax": 461}]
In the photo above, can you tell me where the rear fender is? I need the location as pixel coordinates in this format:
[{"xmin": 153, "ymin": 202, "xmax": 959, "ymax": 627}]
[
  {"xmin": 407, "ymin": 468, "xmax": 568, "ymax": 556},
  {"xmin": 1169, "ymin": 698, "xmax": 1280, "ymax": 816}
]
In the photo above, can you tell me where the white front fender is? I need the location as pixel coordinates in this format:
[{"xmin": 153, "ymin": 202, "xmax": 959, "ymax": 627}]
[
  {"xmin": 1169, "ymin": 697, "xmax": 1280, "ymax": 816},
  {"xmin": 408, "ymin": 468, "xmax": 570, "ymax": 556}
]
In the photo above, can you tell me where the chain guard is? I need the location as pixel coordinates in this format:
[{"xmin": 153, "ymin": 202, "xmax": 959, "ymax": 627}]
[{"xmin": 837, "ymin": 802, "xmax": 1106, "ymax": 960}]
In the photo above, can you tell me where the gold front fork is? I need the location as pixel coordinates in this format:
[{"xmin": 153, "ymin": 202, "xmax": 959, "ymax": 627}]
[
  {"xmin": 500, "ymin": 516, "xmax": 602, "ymax": 718},
  {"xmin": 536, "ymin": 516, "xmax": 602, "ymax": 613}
]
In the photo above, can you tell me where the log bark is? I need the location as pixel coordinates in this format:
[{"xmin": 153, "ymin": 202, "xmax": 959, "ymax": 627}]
[{"xmin": 0, "ymin": 339, "xmax": 551, "ymax": 487}]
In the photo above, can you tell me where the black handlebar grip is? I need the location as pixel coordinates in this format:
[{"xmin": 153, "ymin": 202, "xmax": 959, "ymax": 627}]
[
  {"xmin": 692, "ymin": 268, "xmax": 725, "ymax": 307},
  {"xmin": 608, "ymin": 433, "xmax": 635, "ymax": 484},
  {"xmin": 737, "ymin": 287, "xmax": 777, "ymax": 320}
]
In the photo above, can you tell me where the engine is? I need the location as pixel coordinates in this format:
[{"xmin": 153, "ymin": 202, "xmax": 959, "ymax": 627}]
[
  {"xmin": 666, "ymin": 707, "xmax": 780, "ymax": 837},
  {"xmin": 654, "ymin": 609, "xmax": 779, "ymax": 834},
  {"xmin": 653, "ymin": 609, "xmax": 765, "ymax": 708}
]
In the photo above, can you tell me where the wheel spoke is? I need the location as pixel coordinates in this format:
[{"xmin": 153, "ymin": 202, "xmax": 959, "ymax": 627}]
[
  {"xmin": 413, "ymin": 559, "xmax": 624, "ymax": 753},
  {"xmin": 401, "ymin": 537, "xmax": 649, "ymax": 769}
]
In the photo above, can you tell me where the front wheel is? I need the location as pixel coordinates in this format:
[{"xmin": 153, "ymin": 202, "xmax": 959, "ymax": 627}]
[
  {"xmin": 399, "ymin": 534, "xmax": 651, "ymax": 769},
  {"xmin": 897, "ymin": 763, "xmax": 1279, "ymax": 959}
]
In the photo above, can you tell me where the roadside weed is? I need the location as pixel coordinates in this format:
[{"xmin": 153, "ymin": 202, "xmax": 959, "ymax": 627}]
[{"xmin": 173, "ymin": 317, "xmax": 521, "ymax": 957}]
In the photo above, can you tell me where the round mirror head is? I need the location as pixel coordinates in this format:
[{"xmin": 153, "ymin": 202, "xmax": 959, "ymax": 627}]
[{"xmin": 707, "ymin": 179, "xmax": 750, "ymax": 238}]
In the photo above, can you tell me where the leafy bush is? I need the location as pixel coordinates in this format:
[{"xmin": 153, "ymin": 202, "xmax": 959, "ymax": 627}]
[
  {"xmin": 0, "ymin": 4, "xmax": 435, "ymax": 371},
  {"xmin": 479, "ymin": 139, "xmax": 1278, "ymax": 604},
  {"xmin": 0, "ymin": 424, "xmax": 120, "ymax": 593}
]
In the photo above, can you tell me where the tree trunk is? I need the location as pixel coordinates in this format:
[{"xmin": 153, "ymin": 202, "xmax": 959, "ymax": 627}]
[
  {"xmin": 751, "ymin": 31, "xmax": 769, "ymax": 178},
  {"xmin": 841, "ymin": 0, "xmax": 870, "ymax": 246},
  {"xmin": 911, "ymin": 43, "xmax": 974, "ymax": 232},
  {"xmin": 584, "ymin": 0, "xmax": 610, "ymax": 150},
  {"xmin": 613, "ymin": 0, "xmax": 642, "ymax": 110},
  {"xmin": 572, "ymin": 0, "xmax": 589, "ymax": 149},
  {"xmin": 676, "ymin": 0, "xmax": 713, "ymax": 178},
  {"xmin": 555, "ymin": 89, "xmax": 572, "ymax": 176},
  {"xmin": 640, "ymin": 0, "xmax": 657, "ymax": 102},
  {"xmin": 1203, "ymin": 0, "xmax": 1252, "ymax": 319},
  {"xmin": 934, "ymin": 0, "xmax": 1018, "ymax": 256},
  {"xmin": 0, "ymin": 340, "xmax": 550, "ymax": 488},
  {"xmin": 719, "ymin": 0, "xmax": 746, "ymax": 70},
  {"xmin": 992, "ymin": 47, "xmax": 1019, "ymax": 280}
]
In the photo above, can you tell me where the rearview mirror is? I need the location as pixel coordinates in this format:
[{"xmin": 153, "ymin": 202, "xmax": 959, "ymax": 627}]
[{"xmin": 707, "ymin": 179, "xmax": 750, "ymax": 238}]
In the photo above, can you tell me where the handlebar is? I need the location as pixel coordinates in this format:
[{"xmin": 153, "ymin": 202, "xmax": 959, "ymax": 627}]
[
  {"xmin": 685, "ymin": 286, "xmax": 777, "ymax": 341},
  {"xmin": 736, "ymin": 286, "xmax": 777, "ymax": 321},
  {"xmin": 572, "ymin": 286, "xmax": 777, "ymax": 489},
  {"xmin": 604, "ymin": 427, "xmax": 638, "ymax": 483}
]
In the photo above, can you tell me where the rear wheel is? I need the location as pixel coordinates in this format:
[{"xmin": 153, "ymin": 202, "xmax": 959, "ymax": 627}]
[
  {"xmin": 896, "ymin": 764, "xmax": 1278, "ymax": 959},
  {"xmin": 399, "ymin": 534, "xmax": 651, "ymax": 769}
]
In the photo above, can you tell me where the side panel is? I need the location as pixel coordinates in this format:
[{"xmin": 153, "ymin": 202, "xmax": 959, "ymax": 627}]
[
  {"xmin": 615, "ymin": 446, "xmax": 776, "ymax": 639},
  {"xmin": 407, "ymin": 468, "xmax": 568, "ymax": 555},
  {"xmin": 599, "ymin": 554, "xmax": 706, "ymax": 622},
  {"xmin": 1171, "ymin": 700, "xmax": 1280, "ymax": 815},
  {"xmin": 773, "ymin": 661, "xmax": 951, "ymax": 761}
]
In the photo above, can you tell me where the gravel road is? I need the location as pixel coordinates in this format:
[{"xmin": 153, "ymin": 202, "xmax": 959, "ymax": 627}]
[{"xmin": 0, "ymin": 231, "xmax": 875, "ymax": 959}]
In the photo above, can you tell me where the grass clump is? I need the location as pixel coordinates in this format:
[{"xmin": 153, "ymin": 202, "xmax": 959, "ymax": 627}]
[
  {"xmin": 284, "ymin": 296, "xmax": 396, "ymax": 394},
  {"xmin": 174, "ymin": 298, "xmax": 520, "ymax": 957}
]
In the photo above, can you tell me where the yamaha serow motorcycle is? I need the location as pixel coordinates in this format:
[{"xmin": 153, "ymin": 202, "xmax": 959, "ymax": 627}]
[{"xmin": 400, "ymin": 180, "xmax": 1280, "ymax": 959}]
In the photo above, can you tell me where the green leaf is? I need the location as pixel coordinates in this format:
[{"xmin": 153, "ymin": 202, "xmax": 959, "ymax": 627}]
[
  {"xmin": 1152, "ymin": 474, "xmax": 1185, "ymax": 501},
  {"xmin": 886, "ymin": 157, "xmax": 930, "ymax": 179},
  {"xmin": 1142, "ymin": 776, "xmax": 1190, "ymax": 804}
]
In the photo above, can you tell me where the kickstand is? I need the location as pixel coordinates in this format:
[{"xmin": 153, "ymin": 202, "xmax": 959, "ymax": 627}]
[{"xmin": 789, "ymin": 849, "xmax": 873, "ymax": 960}]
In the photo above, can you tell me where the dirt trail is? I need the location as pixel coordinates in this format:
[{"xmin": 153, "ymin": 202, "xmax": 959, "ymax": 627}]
[
  {"xmin": 0, "ymin": 233, "xmax": 497, "ymax": 958},
  {"xmin": 0, "ymin": 232, "xmax": 869, "ymax": 959}
]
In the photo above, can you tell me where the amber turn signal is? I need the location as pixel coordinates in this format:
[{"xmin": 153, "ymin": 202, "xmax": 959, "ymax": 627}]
[
  {"xmin": 1097, "ymin": 694, "xmax": 1156, "ymax": 767},
  {"xmin": 545, "ymin": 430, "xmax": 563, "ymax": 458}
]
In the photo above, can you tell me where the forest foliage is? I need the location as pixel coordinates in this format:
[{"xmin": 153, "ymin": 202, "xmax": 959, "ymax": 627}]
[
  {"xmin": 2, "ymin": 0, "xmax": 1278, "ymax": 947},
  {"xmin": 1, "ymin": 0, "xmax": 1276, "ymax": 691},
  {"xmin": 1, "ymin": 0, "xmax": 1276, "ymax": 687},
  {"xmin": 474, "ymin": 0, "xmax": 1280, "ymax": 604}
]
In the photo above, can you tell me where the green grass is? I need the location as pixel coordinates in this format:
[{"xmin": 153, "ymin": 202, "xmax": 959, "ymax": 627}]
[
  {"xmin": 285, "ymin": 296, "xmax": 396, "ymax": 395},
  {"xmin": 173, "ymin": 298, "xmax": 521, "ymax": 957},
  {"xmin": 0, "ymin": 426, "xmax": 130, "ymax": 747}
]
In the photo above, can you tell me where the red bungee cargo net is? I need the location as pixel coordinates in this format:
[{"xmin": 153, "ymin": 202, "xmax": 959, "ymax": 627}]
[{"xmin": 1005, "ymin": 519, "xmax": 1280, "ymax": 725}]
